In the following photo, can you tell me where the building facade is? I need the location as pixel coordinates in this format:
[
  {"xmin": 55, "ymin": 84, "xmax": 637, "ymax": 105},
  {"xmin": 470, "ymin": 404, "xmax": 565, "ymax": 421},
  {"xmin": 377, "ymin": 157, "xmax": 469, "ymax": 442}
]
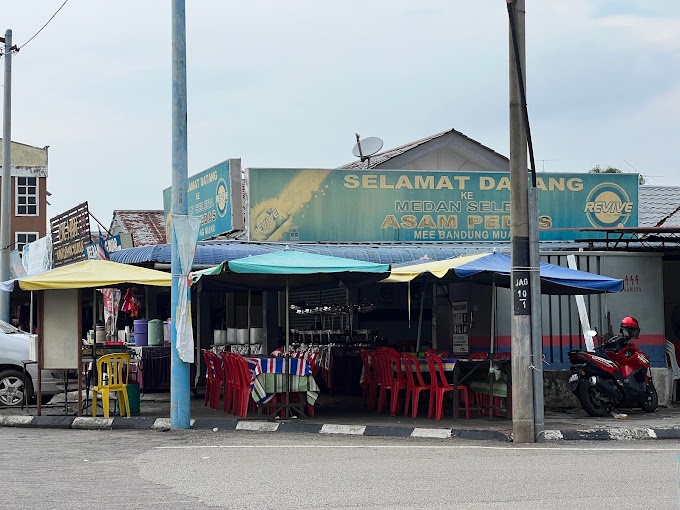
[{"xmin": 0, "ymin": 139, "xmax": 49, "ymax": 254}]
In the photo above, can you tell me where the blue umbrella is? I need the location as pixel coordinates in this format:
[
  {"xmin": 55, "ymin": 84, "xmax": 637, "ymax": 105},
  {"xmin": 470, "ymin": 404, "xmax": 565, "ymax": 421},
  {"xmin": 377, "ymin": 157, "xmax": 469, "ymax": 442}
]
[{"xmin": 454, "ymin": 253, "xmax": 623, "ymax": 294}]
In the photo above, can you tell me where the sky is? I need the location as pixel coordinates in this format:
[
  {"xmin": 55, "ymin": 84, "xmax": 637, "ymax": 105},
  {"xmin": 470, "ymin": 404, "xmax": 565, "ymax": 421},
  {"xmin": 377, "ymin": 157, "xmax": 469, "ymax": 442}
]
[{"xmin": 4, "ymin": 1, "xmax": 680, "ymax": 227}]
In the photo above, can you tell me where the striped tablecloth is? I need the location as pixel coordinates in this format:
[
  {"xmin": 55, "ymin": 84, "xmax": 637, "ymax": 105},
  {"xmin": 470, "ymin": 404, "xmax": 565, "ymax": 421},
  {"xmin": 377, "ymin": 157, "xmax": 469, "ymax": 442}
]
[{"xmin": 246, "ymin": 357, "xmax": 320, "ymax": 405}]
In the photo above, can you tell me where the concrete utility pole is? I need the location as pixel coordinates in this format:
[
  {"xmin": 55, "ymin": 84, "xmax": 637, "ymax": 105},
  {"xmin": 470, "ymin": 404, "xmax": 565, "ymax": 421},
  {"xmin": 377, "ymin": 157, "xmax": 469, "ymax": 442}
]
[
  {"xmin": 171, "ymin": 0, "xmax": 191, "ymax": 429},
  {"xmin": 0, "ymin": 29, "xmax": 13, "ymax": 322},
  {"xmin": 508, "ymin": 0, "xmax": 535, "ymax": 443}
]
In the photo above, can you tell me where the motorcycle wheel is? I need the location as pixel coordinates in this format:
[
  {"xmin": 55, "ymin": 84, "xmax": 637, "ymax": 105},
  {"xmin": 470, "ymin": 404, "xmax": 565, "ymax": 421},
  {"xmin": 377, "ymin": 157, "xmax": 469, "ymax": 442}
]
[
  {"xmin": 577, "ymin": 380, "xmax": 609, "ymax": 417},
  {"xmin": 640, "ymin": 382, "xmax": 658, "ymax": 413}
]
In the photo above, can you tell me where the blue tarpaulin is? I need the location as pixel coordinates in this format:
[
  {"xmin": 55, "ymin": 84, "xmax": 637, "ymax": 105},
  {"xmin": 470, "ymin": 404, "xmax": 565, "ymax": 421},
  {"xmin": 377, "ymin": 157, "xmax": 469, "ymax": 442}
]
[{"xmin": 454, "ymin": 253, "xmax": 623, "ymax": 294}]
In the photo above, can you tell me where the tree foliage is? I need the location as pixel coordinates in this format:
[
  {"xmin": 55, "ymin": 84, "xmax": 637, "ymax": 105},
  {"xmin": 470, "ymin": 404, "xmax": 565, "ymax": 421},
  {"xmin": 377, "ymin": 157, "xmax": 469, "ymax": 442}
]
[{"xmin": 588, "ymin": 165, "xmax": 645, "ymax": 185}]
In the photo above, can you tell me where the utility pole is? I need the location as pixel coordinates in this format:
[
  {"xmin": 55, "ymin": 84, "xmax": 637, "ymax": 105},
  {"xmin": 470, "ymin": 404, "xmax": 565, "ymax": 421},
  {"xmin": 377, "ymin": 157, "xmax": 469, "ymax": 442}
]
[
  {"xmin": 170, "ymin": 0, "xmax": 190, "ymax": 429},
  {"xmin": 0, "ymin": 30, "xmax": 14, "ymax": 323},
  {"xmin": 508, "ymin": 0, "xmax": 535, "ymax": 443}
]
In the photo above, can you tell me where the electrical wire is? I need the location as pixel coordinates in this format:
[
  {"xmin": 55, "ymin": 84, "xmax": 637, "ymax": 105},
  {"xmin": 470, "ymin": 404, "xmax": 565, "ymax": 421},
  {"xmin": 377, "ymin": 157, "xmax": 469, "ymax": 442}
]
[{"xmin": 18, "ymin": 0, "xmax": 70, "ymax": 51}]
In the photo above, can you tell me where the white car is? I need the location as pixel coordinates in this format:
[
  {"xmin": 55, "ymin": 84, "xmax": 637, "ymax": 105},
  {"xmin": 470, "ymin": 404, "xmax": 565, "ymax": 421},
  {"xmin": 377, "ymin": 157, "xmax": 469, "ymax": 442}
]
[{"xmin": 0, "ymin": 320, "xmax": 64, "ymax": 406}]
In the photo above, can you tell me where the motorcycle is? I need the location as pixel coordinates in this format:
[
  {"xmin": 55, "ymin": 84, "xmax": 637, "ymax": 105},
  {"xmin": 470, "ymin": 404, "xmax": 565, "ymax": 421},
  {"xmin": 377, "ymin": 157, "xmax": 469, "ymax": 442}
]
[{"xmin": 568, "ymin": 332, "xmax": 658, "ymax": 416}]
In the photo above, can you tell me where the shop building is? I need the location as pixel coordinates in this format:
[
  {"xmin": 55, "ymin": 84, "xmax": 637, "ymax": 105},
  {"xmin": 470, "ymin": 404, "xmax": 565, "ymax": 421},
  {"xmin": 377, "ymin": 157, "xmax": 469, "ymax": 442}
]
[{"xmin": 111, "ymin": 128, "xmax": 679, "ymax": 406}]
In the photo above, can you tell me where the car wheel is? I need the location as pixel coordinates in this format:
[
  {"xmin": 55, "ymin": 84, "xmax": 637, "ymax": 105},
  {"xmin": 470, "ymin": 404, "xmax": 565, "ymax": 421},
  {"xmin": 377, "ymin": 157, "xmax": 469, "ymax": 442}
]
[{"xmin": 0, "ymin": 369, "xmax": 33, "ymax": 407}]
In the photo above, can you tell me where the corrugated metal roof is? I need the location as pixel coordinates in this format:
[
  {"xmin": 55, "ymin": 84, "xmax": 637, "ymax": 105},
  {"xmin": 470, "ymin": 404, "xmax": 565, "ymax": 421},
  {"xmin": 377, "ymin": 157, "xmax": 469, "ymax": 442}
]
[
  {"xmin": 638, "ymin": 186, "xmax": 680, "ymax": 227},
  {"xmin": 110, "ymin": 241, "xmax": 489, "ymax": 266},
  {"xmin": 111, "ymin": 210, "xmax": 167, "ymax": 247},
  {"xmin": 109, "ymin": 240, "xmax": 587, "ymax": 267},
  {"xmin": 339, "ymin": 129, "xmax": 509, "ymax": 170}
]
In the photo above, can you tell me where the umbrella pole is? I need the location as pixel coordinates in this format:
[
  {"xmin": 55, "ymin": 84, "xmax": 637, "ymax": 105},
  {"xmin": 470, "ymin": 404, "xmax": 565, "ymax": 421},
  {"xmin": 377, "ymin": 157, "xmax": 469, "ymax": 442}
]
[
  {"xmin": 491, "ymin": 277, "xmax": 496, "ymax": 355},
  {"xmin": 29, "ymin": 290, "xmax": 33, "ymax": 333},
  {"xmin": 285, "ymin": 279, "xmax": 290, "ymax": 419},
  {"xmin": 416, "ymin": 278, "xmax": 425, "ymax": 352}
]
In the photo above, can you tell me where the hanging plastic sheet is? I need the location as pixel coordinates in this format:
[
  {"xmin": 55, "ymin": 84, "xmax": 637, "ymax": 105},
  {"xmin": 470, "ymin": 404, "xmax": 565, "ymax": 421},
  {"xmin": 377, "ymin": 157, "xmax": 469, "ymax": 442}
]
[
  {"xmin": 172, "ymin": 214, "xmax": 201, "ymax": 363},
  {"xmin": 99, "ymin": 288, "xmax": 121, "ymax": 340}
]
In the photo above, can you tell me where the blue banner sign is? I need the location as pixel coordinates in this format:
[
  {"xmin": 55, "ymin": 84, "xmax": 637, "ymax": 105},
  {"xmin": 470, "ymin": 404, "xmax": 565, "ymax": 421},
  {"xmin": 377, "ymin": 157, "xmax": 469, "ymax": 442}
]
[
  {"xmin": 246, "ymin": 169, "xmax": 638, "ymax": 242},
  {"xmin": 163, "ymin": 159, "xmax": 243, "ymax": 241},
  {"xmin": 84, "ymin": 235, "xmax": 125, "ymax": 260}
]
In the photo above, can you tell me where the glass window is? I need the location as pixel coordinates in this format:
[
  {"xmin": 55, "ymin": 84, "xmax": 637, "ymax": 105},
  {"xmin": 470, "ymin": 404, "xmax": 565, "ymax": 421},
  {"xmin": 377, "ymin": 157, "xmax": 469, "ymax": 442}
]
[
  {"xmin": 16, "ymin": 177, "xmax": 39, "ymax": 216},
  {"xmin": 15, "ymin": 232, "xmax": 38, "ymax": 256}
]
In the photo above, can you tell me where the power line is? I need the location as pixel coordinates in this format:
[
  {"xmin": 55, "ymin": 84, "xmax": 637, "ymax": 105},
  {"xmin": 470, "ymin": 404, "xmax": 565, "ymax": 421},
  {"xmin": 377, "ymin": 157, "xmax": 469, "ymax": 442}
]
[{"xmin": 18, "ymin": 0, "xmax": 70, "ymax": 51}]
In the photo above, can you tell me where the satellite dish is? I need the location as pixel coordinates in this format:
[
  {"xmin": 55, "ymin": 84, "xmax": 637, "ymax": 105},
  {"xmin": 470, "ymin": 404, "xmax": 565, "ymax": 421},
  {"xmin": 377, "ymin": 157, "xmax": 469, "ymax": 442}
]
[{"xmin": 352, "ymin": 136, "xmax": 383, "ymax": 160}]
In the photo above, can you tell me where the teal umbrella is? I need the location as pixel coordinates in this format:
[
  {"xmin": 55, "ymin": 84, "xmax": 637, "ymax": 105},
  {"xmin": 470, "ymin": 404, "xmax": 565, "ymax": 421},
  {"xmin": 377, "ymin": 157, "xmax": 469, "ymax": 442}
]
[{"xmin": 194, "ymin": 250, "xmax": 389, "ymax": 290}]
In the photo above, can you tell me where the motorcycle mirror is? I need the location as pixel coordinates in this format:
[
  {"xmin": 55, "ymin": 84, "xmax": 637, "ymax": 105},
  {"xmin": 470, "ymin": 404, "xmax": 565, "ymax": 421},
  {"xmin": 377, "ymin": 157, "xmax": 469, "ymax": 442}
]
[{"xmin": 587, "ymin": 329, "xmax": 597, "ymax": 337}]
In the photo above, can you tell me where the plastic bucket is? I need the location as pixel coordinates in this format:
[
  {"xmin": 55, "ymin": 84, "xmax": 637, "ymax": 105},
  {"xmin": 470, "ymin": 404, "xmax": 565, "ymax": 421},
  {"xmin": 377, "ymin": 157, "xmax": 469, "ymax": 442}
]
[
  {"xmin": 213, "ymin": 330, "xmax": 227, "ymax": 346},
  {"xmin": 147, "ymin": 319, "xmax": 164, "ymax": 346},
  {"xmin": 133, "ymin": 319, "xmax": 149, "ymax": 347},
  {"xmin": 163, "ymin": 321, "xmax": 171, "ymax": 344},
  {"xmin": 250, "ymin": 327, "xmax": 264, "ymax": 344},
  {"xmin": 227, "ymin": 329, "xmax": 237, "ymax": 344},
  {"xmin": 117, "ymin": 382, "xmax": 140, "ymax": 415},
  {"xmin": 236, "ymin": 329, "xmax": 249, "ymax": 345}
]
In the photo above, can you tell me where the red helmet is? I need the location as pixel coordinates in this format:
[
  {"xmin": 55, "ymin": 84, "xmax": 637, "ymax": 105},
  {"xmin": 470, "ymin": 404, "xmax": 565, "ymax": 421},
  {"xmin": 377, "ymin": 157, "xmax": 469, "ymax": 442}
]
[{"xmin": 620, "ymin": 316, "xmax": 640, "ymax": 339}]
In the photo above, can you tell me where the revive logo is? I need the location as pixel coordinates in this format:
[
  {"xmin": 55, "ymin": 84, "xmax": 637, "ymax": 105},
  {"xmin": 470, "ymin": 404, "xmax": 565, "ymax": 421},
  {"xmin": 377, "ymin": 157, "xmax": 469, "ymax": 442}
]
[
  {"xmin": 216, "ymin": 178, "xmax": 229, "ymax": 218},
  {"xmin": 584, "ymin": 182, "xmax": 634, "ymax": 228}
]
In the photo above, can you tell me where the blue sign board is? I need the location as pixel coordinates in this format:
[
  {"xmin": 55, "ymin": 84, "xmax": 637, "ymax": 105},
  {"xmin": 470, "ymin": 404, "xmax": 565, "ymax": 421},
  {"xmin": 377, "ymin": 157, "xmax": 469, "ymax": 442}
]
[{"xmin": 163, "ymin": 159, "xmax": 243, "ymax": 241}]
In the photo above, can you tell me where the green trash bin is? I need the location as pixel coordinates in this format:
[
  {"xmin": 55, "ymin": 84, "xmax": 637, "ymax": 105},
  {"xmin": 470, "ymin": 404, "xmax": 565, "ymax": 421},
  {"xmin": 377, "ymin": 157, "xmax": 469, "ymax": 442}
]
[{"xmin": 117, "ymin": 382, "xmax": 140, "ymax": 415}]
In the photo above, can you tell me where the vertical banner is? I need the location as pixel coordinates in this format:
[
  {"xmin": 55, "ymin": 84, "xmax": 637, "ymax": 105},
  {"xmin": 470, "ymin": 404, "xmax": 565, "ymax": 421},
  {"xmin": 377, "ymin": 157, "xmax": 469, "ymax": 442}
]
[{"xmin": 172, "ymin": 215, "xmax": 201, "ymax": 363}]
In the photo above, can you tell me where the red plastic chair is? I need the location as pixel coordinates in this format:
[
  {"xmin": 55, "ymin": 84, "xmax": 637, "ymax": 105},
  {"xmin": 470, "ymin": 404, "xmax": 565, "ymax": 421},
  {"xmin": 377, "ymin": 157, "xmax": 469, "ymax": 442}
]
[
  {"xmin": 426, "ymin": 353, "xmax": 471, "ymax": 420},
  {"xmin": 467, "ymin": 351, "xmax": 489, "ymax": 360},
  {"xmin": 493, "ymin": 352, "xmax": 511, "ymax": 361},
  {"xmin": 202, "ymin": 350, "xmax": 211, "ymax": 406},
  {"xmin": 221, "ymin": 351, "xmax": 235, "ymax": 414},
  {"xmin": 203, "ymin": 351, "xmax": 223, "ymax": 410},
  {"xmin": 401, "ymin": 352, "xmax": 430, "ymax": 418},
  {"xmin": 230, "ymin": 354, "xmax": 252, "ymax": 418},
  {"xmin": 373, "ymin": 349, "xmax": 406, "ymax": 416},
  {"xmin": 396, "ymin": 340, "xmax": 416, "ymax": 353},
  {"xmin": 360, "ymin": 349, "xmax": 378, "ymax": 409}
]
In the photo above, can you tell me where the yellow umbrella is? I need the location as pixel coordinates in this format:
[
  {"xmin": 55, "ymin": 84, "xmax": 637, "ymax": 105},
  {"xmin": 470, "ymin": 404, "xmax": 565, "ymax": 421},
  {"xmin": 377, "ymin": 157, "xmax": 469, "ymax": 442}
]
[
  {"xmin": 12, "ymin": 259, "xmax": 171, "ymax": 290},
  {"xmin": 381, "ymin": 252, "xmax": 490, "ymax": 282}
]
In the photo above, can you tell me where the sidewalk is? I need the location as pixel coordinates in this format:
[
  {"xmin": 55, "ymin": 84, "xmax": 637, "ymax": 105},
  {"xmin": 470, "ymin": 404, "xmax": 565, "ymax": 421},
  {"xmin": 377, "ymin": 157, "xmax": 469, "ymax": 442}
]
[{"xmin": 3, "ymin": 391, "xmax": 680, "ymax": 441}]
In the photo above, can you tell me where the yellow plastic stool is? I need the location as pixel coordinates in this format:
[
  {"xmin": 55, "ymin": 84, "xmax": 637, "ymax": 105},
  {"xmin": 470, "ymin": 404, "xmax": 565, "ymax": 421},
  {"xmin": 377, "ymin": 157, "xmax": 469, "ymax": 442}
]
[{"xmin": 93, "ymin": 353, "xmax": 131, "ymax": 418}]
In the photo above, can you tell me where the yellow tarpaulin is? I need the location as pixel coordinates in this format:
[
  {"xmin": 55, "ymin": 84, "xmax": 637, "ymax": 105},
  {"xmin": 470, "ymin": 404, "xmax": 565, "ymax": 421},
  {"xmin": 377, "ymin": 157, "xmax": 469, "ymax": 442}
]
[
  {"xmin": 15, "ymin": 259, "xmax": 171, "ymax": 290},
  {"xmin": 381, "ymin": 252, "xmax": 491, "ymax": 282}
]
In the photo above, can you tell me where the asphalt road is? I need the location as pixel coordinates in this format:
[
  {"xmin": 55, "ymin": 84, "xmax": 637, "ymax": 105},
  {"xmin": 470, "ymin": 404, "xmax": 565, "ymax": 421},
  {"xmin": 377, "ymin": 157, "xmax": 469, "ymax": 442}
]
[{"xmin": 2, "ymin": 428, "xmax": 680, "ymax": 509}]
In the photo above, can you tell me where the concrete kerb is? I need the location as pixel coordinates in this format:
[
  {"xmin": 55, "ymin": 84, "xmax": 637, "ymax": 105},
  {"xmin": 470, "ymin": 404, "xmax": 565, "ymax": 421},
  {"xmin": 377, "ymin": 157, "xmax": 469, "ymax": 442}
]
[{"xmin": 2, "ymin": 414, "xmax": 680, "ymax": 441}]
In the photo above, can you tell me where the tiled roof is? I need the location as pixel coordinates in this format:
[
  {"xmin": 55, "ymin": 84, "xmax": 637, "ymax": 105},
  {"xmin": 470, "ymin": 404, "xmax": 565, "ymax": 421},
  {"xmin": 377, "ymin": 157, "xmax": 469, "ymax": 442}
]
[
  {"xmin": 111, "ymin": 210, "xmax": 166, "ymax": 247},
  {"xmin": 339, "ymin": 129, "xmax": 509, "ymax": 170},
  {"xmin": 638, "ymin": 187, "xmax": 680, "ymax": 227}
]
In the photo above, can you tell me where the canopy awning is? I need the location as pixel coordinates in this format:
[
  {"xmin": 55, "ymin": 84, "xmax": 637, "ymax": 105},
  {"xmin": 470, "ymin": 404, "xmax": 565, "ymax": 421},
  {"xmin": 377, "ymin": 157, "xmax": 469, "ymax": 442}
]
[
  {"xmin": 383, "ymin": 252, "xmax": 623, "ymax": 295},
  {"xmin": 0, "ymin": 259, "xmax": 172, "ymax": 291},
  {"xmin": 193, "ymin": 250, "xmax": 390, "ymax": 291}
]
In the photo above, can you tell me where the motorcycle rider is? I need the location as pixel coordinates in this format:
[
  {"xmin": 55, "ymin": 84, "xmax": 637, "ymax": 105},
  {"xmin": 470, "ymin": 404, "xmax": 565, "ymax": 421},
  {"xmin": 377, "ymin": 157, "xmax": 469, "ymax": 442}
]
[
  {"xmin": 600, "ymin": 316, "xmax": 640, "ymax": 353},
  {"xmin": 620, "ymin": 316, "xmax": 640, "ymax": 340}
]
